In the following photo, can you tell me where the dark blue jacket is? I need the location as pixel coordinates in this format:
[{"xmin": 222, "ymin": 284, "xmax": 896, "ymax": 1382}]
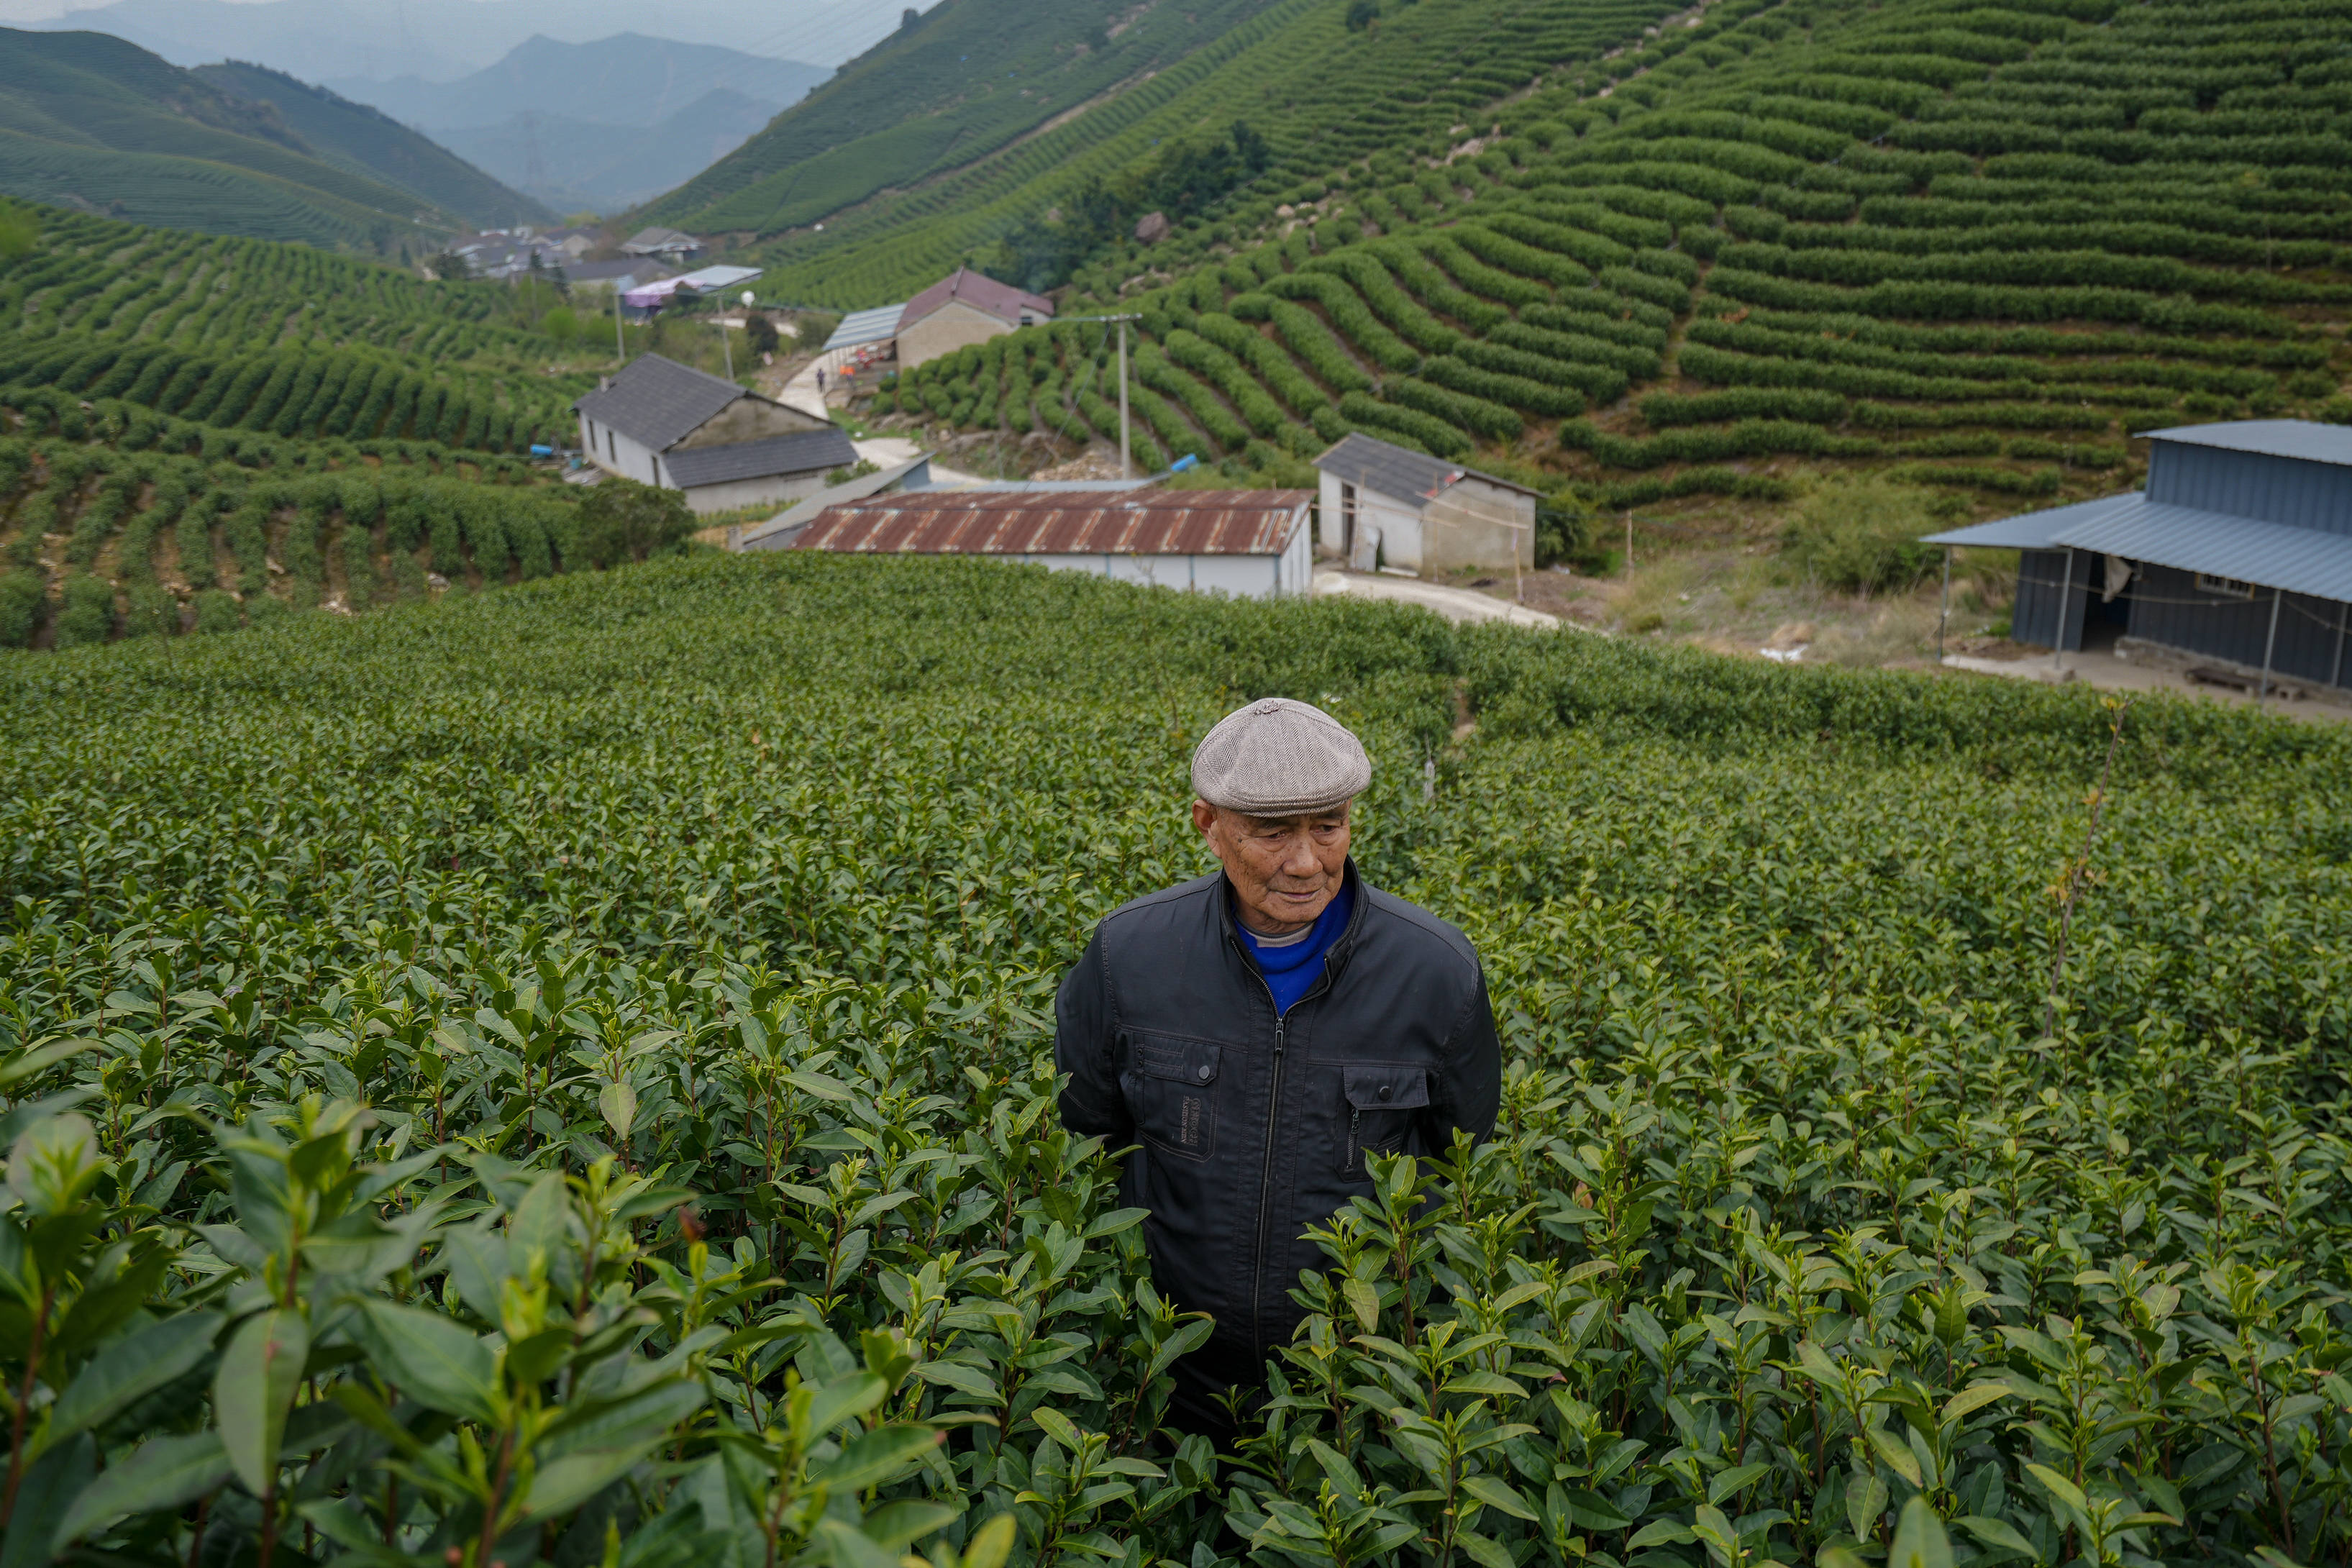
[{"xmin": 1053, "ymin": 862, "xmax": 1501, "ymax": 1402}]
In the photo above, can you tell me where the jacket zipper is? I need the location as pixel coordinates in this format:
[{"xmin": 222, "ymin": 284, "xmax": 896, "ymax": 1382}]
[
  {"xmin": 1252, "ymin": 1011, "xmax": 1285, "ymax": 1350},
  {"xmin": 1231, "ymin": 874, "xmax": 1366, "ymax": 1357}
]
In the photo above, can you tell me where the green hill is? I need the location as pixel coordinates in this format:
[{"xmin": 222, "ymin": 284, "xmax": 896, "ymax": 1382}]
[
  {"xmin": 657, "ymin": 0, "xmax": 1695, "ymax": 306},
  {"xmin": 641, "ymin": 0, "xmax": 1295, "ymax": 245},
  {"xmin": 0, "ymin": 27, "xmax": 487, "ymax": 253},
  {"xmin": 192, "ymin": 59, "xmax": 554, "ymax": 232},
  {"xmin": 866, "ymin": 0, "xmax": 2352, "ymax": 521},
  {"xmin": 0, "ymin": 200, "xmax": 666, "ymax": 648}
]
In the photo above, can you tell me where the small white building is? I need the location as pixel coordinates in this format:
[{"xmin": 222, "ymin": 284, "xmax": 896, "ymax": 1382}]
[
  {"xmin": 791, "ymin": 485, "xmax": 1315, "ymax": 598},
  {"xmin": 573, "ymin": 355, "xmax": 857, "ymax": 515},
  {"xmin": 1312, "ymin": 432, "xmax": 1539, "ymax": 576}
]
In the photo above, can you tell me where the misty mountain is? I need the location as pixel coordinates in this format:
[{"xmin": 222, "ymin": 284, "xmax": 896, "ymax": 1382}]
[
  {"xmin": 433, "ymin": 89, "xmax": 789, "ymax": 214},
  {"xmin": 22, "ymin": 0, "xmax": 901, "ymax": 83},
  {"xmin": 191, "ymin": 59, "xmax": 551, "ymax": 228},
  {"xmin": 327, "ymin": 34, "xmax": 826, "ymax": 133}
]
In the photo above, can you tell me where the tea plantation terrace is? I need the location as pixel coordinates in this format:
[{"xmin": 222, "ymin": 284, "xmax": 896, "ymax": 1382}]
[{"xmin": 1928, "ymin": 419, "xmax": 2352, "ymax": 692}]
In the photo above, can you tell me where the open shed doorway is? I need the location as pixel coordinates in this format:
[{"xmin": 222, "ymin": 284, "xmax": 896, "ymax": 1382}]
[{"xmin": 2081, "ymin": 552, "xmax": 2132, "ymax": 651}]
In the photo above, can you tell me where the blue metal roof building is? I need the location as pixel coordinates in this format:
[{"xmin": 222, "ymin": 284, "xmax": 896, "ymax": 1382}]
[{"xmin": 1923, "ymin": 420, "xmax": 2352, "ymax": 693}]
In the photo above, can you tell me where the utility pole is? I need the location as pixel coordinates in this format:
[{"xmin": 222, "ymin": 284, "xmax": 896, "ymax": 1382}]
[
  {"xmin": 1059, "ymin": 313, "xmax": 1141, "ymax": 475},
  {"xmin": 718, "ymin": 311, "xmax": 734, "ymax": 381},
  {"xmin": 614, "ymin": 281, "xmax": 624, "ymax": 365},
  {"xmin": 1938, "ymin": 545, "xmax": 1951, "ymax": 661}
]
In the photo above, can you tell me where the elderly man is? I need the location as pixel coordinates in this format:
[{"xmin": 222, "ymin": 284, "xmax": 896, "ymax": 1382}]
[{"xmin": 1054, "ymin": 697, "xmax": 1501, "ymax": 1444}]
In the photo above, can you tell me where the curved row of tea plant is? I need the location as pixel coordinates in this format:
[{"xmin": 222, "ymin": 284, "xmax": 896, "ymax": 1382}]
[
  {"xmin": 0, "ymin": 206, "xmax": 598, "ymax": 455},
  {"xmin": 3, "ymin": 555, "xmax": 2351, "ymax": 1568},
  {"xmin": 880, "ymin": 0, "xmax": 2352, "ymax": 507}
]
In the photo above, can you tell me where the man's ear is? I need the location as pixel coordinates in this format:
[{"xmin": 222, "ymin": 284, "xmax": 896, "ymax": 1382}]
[{"xmin": 1191, "ymin": 799, "xmax": 1219, "ymax": 840}]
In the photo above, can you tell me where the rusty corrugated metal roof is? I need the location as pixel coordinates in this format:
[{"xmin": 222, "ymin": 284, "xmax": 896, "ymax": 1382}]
[{"xmin": 798, "ymin": 487, "xmax": 1312, "ymax": 557}]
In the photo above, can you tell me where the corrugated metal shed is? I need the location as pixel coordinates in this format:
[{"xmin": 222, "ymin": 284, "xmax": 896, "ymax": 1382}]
[
  {"xmin": 2052, "ymin": 497, "xmax": 2352, "ymax": 602},
  {"xmin": 2145, "ymin": 441, "xmax": 2352, "ymax": 534},
  {"xmin": 1934, "ymin": 493, "xmax": 2352, "ymax": 601},
  {"xmin": 798, "ymin": 488, "xmax": 1312, "ymax": 556},
  {"xmin": 824, "ymin": 304, "xmax": 907, "ymax": 352},
  {"xmin": 1923, "ymin": 493, "xmax": 2139, "ymax": 552},
  {"xmin": 2137, "ymin": 420, "xmax": 2352, "ymax": 466}
]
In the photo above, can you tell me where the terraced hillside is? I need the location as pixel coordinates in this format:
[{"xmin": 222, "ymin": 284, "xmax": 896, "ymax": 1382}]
[
  {"xmin": 875, "ymin": 0, "xmax": 2352, "ymax": 517},
  {"xmin": 0, "ymin": 204, "xmax": 652, "ymax": 648},
  {"xmin": 642, "ymin": 0, "xmax": 1283, "ymax": 250},
  {"xmin": 665, "ymin": 0, "xmax": 1692, "ymax": 307},
  {"xmin": 0, "ymin": 28, "xmax": 534, "ymax": 252},
  {"xmin": 0, "ymin": 205, "xmax": 596, "ymax": 455}
]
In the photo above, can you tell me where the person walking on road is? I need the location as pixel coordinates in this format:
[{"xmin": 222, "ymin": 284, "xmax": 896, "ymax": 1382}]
[{"xmin": 1054, "ymin": 697, "xmax": 1501, "ymax": 1446}]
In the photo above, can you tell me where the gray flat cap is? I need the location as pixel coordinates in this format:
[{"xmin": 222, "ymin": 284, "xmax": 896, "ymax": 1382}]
[{"xmin": 1190, "ymin": 697, "xmax": 1371, "ymax": 816}]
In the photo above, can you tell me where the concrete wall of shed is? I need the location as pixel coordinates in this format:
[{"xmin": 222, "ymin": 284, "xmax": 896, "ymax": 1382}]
[
  {"xmin": 679, "ymin": 470, "xmax": 829, "ymax": 516},
  {"xmin": 993, "ymin": 551, "xmax": 1290, "ymax": 598},
  {"xmin": 1422, "ymin": 480, "xmax": 1535, "ymax": 574},
  {"xmin": 673, "ymin": 396, "xmax": 829, "ymax": 449},
  {"xmin": 1317, "ymin": 473, "xmax": 1425, "ymax": 571},
  {"xmin": 579, "ymin": 415, "xmax": 662, "ymax": 487},
  {"xmin": 898, "ymin": 301, "xmax": 1023, "ymax": 370}
]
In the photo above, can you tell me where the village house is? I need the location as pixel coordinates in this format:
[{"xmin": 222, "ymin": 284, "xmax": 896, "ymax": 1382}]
[
  {"xmin": 573, "ymin": 355, "xmax": 857, "ymax": 515},
  {"xmin": 620, "ymin": 227, "xmax": 703, "ymax": 263},
  {"xmin": 1311, "ymin": 432, "xmax": 1539, "ymax": 575},
  {"xmin": 893, "ymin": 268, "xmax": 1054, "ymax": 370}
]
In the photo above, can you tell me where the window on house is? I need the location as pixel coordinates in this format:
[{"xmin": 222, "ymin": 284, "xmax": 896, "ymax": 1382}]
[{"xmin": 2196, "ymin": 573, "xmax": 2256, "ymax": 600}]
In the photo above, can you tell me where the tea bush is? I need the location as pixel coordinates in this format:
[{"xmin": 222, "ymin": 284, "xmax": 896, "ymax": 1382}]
[{"xmin": 4, "ymin": 555, "xmax": 2351, "ymax": 1568}]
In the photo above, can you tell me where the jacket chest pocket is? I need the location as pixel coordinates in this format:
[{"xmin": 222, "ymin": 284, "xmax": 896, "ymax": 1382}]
[
  {"xmin": 1344, "ymin": 1065, "xmax": 1429, "ymax": 1176},
  {"xmin": 1127, "ymin": 1034, "xmax": 1223, "ymax": 1162}
]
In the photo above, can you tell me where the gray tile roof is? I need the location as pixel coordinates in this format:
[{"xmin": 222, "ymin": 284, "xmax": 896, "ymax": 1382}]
[
  {"xmin": 1311, "ymin": 432, "xmax": 1541, "ymax": 503},
  {"xmin": 573, "ymin": 355, "xmax": 746, "ymax": 451},
  {"xmin": 665, "ymin": 429, "xmax": 859, "ymax": 490},
  {"xmin": 2137, "ymin": 419, "xmax": 2352, "ymax": 468}
]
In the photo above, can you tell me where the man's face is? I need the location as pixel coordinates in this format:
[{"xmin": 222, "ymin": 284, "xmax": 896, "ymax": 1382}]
[{"xmin": 1193, "ymin": 800, "xmax": 1352, "ymax": 937}]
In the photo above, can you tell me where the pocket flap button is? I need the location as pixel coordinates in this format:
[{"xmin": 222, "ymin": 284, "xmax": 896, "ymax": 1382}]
[
  {"xmin": 1377, "ymin": 1084, "xmax": 1392, "ymax": 1100},
  {"xmin": 1197, "ymin": 1064, "xmax": 1213, "ymax": 1081}
]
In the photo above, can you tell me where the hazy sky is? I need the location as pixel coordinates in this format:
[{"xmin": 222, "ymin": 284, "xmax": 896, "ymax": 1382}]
[{"xmin": 1, "ymin": 0, "xmax": 908, "ymax": 77}]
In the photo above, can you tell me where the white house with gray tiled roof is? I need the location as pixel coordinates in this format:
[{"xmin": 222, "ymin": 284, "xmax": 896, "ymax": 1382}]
[
  {"xmin": 573, "ymin": 355, "xmax": 857, "ymax": 515},
  {"xmin": 1311, "ymin": 432, "xmax": 1539, "ymax": 576}
]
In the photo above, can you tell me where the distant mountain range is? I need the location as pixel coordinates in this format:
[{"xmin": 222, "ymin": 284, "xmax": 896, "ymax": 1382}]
[
  {"xmin": 19, "ymin": 0, "xmax": 903, "ymax": 84},
  {"xmin": 323, "ymin": 35, "xmax": 830, "ymax": 216},
  {"xmin": 191, "ymin": 60, "xmax": 550, "ymax": 229},
  {"xmin": 0, "ymin": 27, "xmax": 547, "ymax": 250}
]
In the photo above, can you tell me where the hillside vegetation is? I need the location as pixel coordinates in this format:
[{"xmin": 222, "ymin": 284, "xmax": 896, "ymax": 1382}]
[
  {"xmin": 0, "ymin": 28, "xmax": 540, "ymax": 252},
  {"xmin": 644, "ymin": 0, "xmax": 1290, "ymax": 250},
  {"xmin": 3, "ymin": 556, "xmax": 2351, "ymax": 1567},
  {"xmin": 191, "ymin": 60, "xmax": 554, "ymax": 232},
  {"xmin": 670, "ymin": 0, "xmax": 1693, "ymax": 309},
  {"xmin": 0, "ymin": 203, "xmax": 690, "ymax": 647},
  {"xmin": 841, "ymin": 0, "xmax": 2352, "ymax": 517}
]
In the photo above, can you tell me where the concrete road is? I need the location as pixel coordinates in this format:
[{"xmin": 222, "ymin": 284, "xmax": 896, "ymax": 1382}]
[{"xmin": 1314, "ymin": 571, "xmax": 1564, "ymax": 629}]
